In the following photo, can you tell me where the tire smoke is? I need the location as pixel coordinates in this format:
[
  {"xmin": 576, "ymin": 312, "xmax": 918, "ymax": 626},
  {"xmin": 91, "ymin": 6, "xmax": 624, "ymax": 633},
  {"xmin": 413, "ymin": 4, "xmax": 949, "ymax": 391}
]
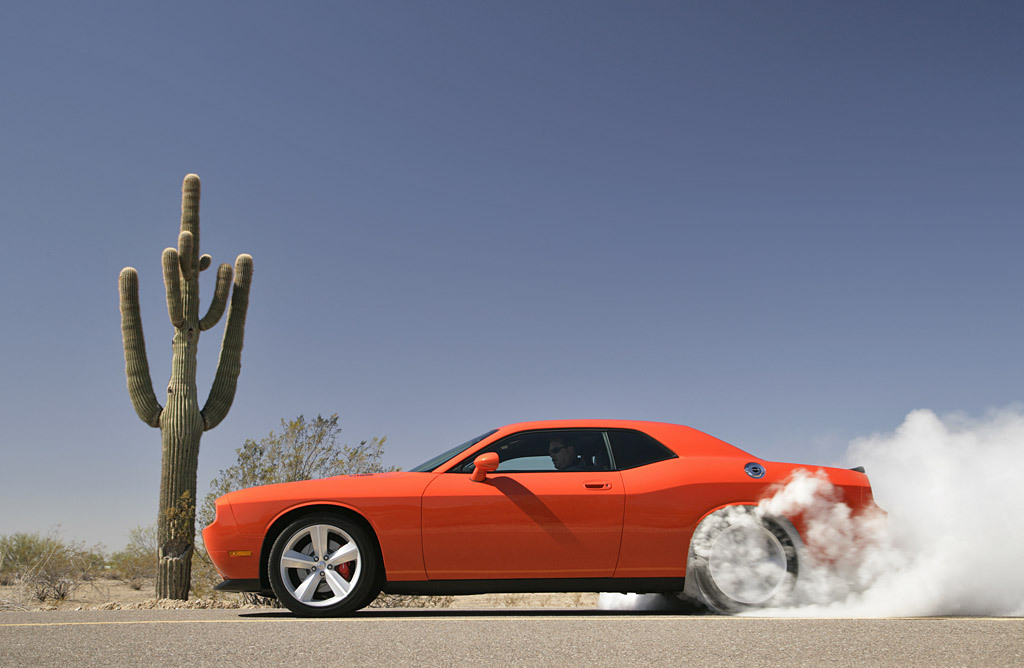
[
  {"xmin": 791, "ymin": 406, "xmax": 1024, "ymax": 617},
  {"xmin": 600, "ymin": 407, "xmax": 1024, "ymax": 616}
]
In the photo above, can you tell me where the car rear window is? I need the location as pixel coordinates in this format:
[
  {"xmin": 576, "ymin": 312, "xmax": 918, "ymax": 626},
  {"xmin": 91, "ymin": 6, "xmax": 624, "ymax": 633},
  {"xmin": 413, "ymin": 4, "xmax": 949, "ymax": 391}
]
[{"xmin": 608, "ymin": 429, "xmax": 676, "ymax": 470}]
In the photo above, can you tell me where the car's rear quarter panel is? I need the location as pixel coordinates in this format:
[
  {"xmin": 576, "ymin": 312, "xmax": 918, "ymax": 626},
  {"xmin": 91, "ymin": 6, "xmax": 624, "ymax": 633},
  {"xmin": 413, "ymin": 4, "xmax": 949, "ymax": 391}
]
[
  {"xmin": 614, "ymin": 424, "xmax": 877, "ymax": 577},
  {"xmin": 614, "ymin": 456, "xmax": 786, "ymax": 577}
]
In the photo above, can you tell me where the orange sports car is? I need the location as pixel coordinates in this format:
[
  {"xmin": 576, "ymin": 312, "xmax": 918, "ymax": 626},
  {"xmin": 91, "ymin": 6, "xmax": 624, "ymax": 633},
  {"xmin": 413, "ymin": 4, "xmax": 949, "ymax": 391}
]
[{"xmin": 203, "ymin": 420, "xmax": 877, "ymax": 616}]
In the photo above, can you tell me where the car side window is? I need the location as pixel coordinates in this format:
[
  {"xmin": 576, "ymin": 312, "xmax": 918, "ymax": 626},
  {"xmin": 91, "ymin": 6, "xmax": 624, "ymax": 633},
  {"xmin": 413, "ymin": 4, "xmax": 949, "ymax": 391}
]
[
  {"xmin": 607, "ymin": 429, "xmax": 677, "ymax": 470},
  {"xmin": 452, "ymin": 430, "xmax": 613, "ymax": 473}
]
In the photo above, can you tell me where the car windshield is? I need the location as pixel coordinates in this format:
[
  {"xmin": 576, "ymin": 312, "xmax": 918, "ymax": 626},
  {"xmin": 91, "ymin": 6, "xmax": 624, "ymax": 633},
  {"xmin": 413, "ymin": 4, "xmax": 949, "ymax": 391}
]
[{"xmin": 408, "ymin": 429, "xmax": 498, "ymax": 472}]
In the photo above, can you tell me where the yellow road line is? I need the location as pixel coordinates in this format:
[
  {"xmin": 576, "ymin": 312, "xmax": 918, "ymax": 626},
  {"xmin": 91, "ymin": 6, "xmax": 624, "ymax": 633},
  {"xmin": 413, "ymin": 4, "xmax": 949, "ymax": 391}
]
[
  {"xmin": 1, "ymin": 619, "xmax": 259, "ymax": 628},
  {"xmin": 1, "ymin": 614, "xmax": 1018, "ymax": 628},
  {"xmin": 0, "ymin": 616, "xmax": 600, "ymax": 628},
  {"xmin": 0, "ymin": 615, "xmax": 668, "ymax": 628}
]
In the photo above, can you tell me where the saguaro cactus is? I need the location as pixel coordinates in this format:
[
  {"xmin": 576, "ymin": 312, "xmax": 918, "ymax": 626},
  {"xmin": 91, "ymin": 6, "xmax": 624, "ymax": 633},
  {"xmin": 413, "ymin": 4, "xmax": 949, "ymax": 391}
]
[{"xmin": 118, "ymin": 174, "xmax": 253, "ymax": 600}]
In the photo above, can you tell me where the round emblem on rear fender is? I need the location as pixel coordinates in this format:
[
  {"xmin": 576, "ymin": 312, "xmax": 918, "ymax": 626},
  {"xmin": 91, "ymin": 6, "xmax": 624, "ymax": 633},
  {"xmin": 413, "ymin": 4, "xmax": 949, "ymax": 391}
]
[{"xmin": 744, "ymin": 462, "xmax": 766, "ymax": 479}]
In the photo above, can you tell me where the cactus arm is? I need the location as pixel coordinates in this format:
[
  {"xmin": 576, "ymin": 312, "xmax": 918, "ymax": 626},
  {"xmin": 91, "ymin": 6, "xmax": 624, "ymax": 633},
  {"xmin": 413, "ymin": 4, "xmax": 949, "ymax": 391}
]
[
  {"xmin": 180, "ymin": 174, "xmax": 201, "ymax": 268},
  {"xmin": 161, "ymin": 248, "xmax": 184, "ymax": 328},
  {"xmin": 178, "ymin": 231, "xmax": 194, "ymax": 280},
  {"xmin": 201, "ymin": 254, "xmax": 253, "ymax": 430},
  {"xmin": 199, "ymin": 254, "xmax": 212, "ymax": 272},
  {"xmin": 199, "ymin": 263, "xmax": 233, "ymax": 331},
  {"xmin": 119, "ymin": 267, "xmax": 163, "ymax": 427}
]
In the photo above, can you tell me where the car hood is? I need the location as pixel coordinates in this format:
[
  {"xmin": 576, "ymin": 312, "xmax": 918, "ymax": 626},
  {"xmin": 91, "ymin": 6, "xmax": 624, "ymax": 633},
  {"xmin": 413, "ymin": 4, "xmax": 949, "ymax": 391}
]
[{"xmin": 219, "ymin": 470, "xmax": 433, "ymax": 505}]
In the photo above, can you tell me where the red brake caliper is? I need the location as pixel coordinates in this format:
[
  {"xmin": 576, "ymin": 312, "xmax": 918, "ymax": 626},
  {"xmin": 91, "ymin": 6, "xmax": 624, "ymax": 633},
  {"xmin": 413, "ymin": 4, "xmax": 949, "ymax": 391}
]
[{"xmin": 338, "ymin": 562, "xmax": 353, "ymax": 580}]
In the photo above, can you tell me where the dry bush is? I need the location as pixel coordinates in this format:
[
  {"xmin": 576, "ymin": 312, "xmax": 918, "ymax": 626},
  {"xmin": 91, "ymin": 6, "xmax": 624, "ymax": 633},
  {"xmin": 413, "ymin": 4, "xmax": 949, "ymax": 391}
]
[
  {"xmin": 107, "ymin": 525, "xmax": 157, "ymax": 590},
  {"xmin": 189, "ymin": 544, "xmax": 228, "ymax": 600},
  {"xmin": 239, "ymin": 592, "xmax": 281, "ymax": 607},
  {"xmin": 199, "ymin": 415, "xmax": 391, "ymax": 531},
  {"xmin": 0, "ymin": 531, "xmax": 105, "ymax": 602},
  {"xmin": 0, "ymin": 543, "xmax": 11, "ymax": 586},
  {"xmin": 369, "ymin": 593, "xmax": 455, "ymax": 609}
]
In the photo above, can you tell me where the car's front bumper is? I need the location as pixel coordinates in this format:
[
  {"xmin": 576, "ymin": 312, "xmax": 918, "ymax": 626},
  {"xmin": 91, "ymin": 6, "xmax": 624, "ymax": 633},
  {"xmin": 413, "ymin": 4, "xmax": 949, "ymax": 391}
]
[
  {"xmin": 202, "ymin": 497, "xmax": 263, "ymax": 581},
  {"xmin": 212, "ymin": 578, "xmax": 266, "ymax": 594}
]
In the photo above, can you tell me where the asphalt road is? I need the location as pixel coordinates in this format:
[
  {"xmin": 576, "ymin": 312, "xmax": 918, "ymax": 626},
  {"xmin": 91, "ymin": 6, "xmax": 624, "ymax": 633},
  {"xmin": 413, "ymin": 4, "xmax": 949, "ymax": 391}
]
[{"xmin": 2, "ymin": 608, "xmax": 1021, "ymax": 668}]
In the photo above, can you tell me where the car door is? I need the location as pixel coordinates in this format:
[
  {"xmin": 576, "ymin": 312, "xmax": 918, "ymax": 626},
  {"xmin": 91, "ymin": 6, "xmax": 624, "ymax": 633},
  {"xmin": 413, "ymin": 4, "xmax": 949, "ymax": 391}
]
[{"xmin": 420, "ymin": 429, "xmax": 624, "ymax": 580}]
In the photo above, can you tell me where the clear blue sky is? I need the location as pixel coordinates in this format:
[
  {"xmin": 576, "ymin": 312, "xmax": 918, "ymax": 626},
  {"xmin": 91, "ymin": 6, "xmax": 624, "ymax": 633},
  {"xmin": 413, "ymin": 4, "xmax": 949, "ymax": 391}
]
[{"xmin": 1, "ymin": 1, "xmax": 1021, "ymax": 550}]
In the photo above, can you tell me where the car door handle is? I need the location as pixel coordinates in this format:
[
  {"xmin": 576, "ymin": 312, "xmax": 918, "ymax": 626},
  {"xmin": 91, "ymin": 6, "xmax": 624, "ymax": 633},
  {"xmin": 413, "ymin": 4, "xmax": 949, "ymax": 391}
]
[{"xmin": 584, "ymin": 482, "xmax": 612, "ymax": 490}]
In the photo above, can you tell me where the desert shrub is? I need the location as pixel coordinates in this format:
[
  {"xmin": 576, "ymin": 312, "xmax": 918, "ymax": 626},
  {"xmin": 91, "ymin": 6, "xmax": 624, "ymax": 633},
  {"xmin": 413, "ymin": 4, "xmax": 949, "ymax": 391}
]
[
  {"xmin": 108, "ymin": 525, "xmax": 157, "ymax": 590},
  {"xmin": 0, "ymin": 531, "xmax": 105, "ymax": 601},
  {"xmin": 76, "ymin": 546, "xmax": 107, "ymax": 583},
  {"xmin": 0, "ymin": 533, "xmax": 52, "ymax": 585},
  {"xmin": 198, "ymin": 414, "xmax": 393, "ymax": 531},
  {"xmin": 240, "ymin": 592, "xmax": 280, "ymax": 607},
  {"xmin": 368, "ymin": 593, "xmax": 455, "ymax": 609},
  {"xmin": 499, "ymin": 593, "xmax": 528, "ymax": 607},
  {"xmin": 188, "ymin": 544, "xmax": 220, "ymax": 599},
  {"xmin": 0, "ymin": 539, "xmax": 15, "ymax": 586}
]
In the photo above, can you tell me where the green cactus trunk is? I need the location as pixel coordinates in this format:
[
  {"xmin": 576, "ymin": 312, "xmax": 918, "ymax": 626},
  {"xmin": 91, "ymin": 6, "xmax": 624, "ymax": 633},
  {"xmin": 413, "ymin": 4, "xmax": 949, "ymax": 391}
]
[{"xmin": 119, "ymin": 174, "xmax": 253, "ymax": 600}]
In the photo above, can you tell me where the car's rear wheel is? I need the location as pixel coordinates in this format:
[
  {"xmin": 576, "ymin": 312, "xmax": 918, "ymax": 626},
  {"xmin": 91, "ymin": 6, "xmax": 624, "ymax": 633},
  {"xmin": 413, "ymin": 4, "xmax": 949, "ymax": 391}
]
[
  {"xmin": 687, "ymin": 507, "xmax": 798, "ymax": 613},
  {"xmin": 268, "ymin": 513, "xmax": 381, "ymax": 617}
]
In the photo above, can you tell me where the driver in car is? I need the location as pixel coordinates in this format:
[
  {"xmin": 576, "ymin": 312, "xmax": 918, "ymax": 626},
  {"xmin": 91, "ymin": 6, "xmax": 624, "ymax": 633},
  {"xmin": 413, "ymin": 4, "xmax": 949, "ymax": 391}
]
[{"xmin": 548, "ymin": 436, "xmax": 590, "ymax": 471}]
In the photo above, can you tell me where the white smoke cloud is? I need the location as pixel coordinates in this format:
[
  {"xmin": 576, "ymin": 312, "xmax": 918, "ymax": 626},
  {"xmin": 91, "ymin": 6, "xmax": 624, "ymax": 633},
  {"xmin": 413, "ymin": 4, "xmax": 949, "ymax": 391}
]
[
  {"xmin": 601, "ymin": 406, "xmax": 1024, "ymax": 616},
  {"xmin": 755, "ymin": 470, "xmax": 891, "ymax": 609},
  {"xmin": 805, "ymin": 406, "xmax": 1024, "ymax": 617}
]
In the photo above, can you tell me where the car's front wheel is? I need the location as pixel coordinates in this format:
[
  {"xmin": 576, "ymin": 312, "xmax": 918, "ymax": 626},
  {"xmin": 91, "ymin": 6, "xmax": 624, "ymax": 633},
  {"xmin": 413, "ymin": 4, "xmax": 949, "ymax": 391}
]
[
  {"xmin": 686, "ymin": 507, "xmax": 798, "ymax": 613},
  {"xmin": 268, "ymin": 513, "xmax": 381, "ymax": 617}
]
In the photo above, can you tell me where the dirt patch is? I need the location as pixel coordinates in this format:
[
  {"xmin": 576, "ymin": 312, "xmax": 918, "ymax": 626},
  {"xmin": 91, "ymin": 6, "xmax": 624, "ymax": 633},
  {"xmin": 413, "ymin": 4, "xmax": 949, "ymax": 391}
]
[
  {"xmin": 1, "ymin": 578, "xmax": 598, "ymax": 611},
  {"xmin": 1, "ymin": 578, "xmax": 173, "ymax": 611}
]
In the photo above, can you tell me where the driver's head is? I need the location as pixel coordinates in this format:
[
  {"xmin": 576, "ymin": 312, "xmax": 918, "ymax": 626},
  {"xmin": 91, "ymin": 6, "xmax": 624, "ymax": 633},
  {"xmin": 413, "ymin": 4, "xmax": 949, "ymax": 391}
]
[{"xmin": 548, "ymin": 436, "xmax": 576, "ymax": 470}]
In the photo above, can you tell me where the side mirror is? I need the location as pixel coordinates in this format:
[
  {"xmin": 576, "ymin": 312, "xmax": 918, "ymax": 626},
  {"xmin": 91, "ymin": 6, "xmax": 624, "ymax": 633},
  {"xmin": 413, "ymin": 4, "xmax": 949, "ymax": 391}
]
[{"xmin": 470, "ymin": 452, "xmax": 500, "ymax": 482}]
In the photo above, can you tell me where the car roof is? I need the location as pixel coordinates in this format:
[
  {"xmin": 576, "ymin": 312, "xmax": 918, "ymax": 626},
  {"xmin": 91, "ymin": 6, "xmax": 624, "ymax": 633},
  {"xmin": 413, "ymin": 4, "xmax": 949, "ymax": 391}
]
[
  {"xmin": 495, "ymin": 419, "xmax": 686, "ymax": 431},
  {"xmin": 488, "ymin": 419, "xmax": 753, "ymax": 458}
]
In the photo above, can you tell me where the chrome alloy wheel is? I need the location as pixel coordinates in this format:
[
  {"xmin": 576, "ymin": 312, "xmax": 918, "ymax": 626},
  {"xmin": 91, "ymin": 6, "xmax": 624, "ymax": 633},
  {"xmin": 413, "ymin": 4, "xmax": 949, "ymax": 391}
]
[
  {"xmin": 277, "ymin": 523, "xmax": 362, "ymax": 607},
  {"xmin": 686, "ymin": 507, "xmax": 799, "ymax": 613},
  {"xmin": 706, "ymin": 522, "xmax": 789, "ymax": 605}
]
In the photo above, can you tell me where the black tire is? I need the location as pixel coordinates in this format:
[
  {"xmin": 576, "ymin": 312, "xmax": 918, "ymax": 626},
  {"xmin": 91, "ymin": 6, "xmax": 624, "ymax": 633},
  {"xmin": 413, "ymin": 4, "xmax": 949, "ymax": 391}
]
[
  {"xmin": 268, "ymin": 513, "xmax": 381, "ymax": 617},
  {"xmin": 687, "ymin": 508, "xmax": 798, "ymax": 614}
]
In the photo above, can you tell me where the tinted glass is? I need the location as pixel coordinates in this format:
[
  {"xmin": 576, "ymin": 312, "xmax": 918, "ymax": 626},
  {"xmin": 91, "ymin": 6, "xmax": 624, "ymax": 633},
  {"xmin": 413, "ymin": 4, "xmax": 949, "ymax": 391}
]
[
  {"xmin": 408, "ymin": 430, "xmax": 498, "ymax": 472},
  {"xmin": 452, "ymin": 429, "xmax": 612, "ymax": 473},
  {"xmin": 607, "ymin": 429, "xmax": 676, "ymax": 470}
]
